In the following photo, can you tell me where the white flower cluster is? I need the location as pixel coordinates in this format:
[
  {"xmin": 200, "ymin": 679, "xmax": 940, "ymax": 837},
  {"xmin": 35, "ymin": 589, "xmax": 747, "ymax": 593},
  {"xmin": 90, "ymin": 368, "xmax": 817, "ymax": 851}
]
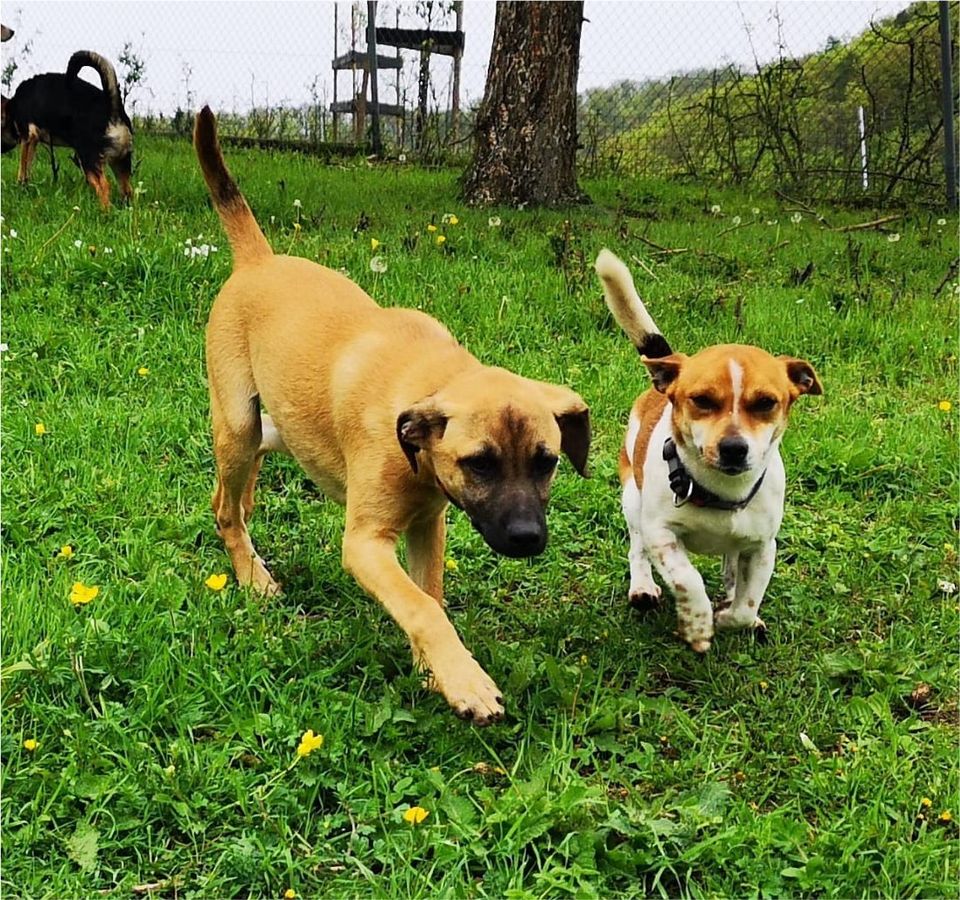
[{"xmin": 183, "ymin": 236, "xmax": 219, "ymax": 258}]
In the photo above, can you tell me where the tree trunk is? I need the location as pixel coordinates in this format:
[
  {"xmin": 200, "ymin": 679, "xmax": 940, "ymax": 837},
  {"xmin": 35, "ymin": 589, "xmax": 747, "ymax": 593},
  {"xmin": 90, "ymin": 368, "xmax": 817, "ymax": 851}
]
[{"xmin": 461, "ymin": 1, "xmax": 585, "ymax": 207}]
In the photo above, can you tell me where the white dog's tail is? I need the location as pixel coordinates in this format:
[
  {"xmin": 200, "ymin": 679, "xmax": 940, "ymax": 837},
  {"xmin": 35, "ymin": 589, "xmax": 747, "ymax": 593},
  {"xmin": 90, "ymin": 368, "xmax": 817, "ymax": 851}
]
[{"xmin": 595, "ymin": 249, "xmax": 673, "ymax": 358}]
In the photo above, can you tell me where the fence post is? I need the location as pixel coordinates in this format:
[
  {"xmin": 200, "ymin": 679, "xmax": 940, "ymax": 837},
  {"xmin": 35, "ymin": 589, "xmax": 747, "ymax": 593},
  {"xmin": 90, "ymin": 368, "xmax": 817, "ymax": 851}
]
[
  {"xmin": 366, "ymin": 0, "xmax": 382, "ymax": 156},
  {"xmin": 939, "ymin": 0, "xmax": 957, "ymax": 209}
]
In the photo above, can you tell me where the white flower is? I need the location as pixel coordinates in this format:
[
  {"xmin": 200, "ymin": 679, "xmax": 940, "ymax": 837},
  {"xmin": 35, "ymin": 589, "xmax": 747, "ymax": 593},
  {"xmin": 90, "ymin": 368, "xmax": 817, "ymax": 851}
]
[
  {"xmin": 938, "ymin": 578, "xmax": 957, "ymax": 595},
  {"xmin": 710, "ymin": 204, "xmax": 721, "ymax": 215},
  {"xmin": 211, "ymin": 245, "xmax": 219, "ymax": 253},
  {"xmin": 8, "ymin": 229, "xmax": 16, "ymax": 239},
  {"xmin": 731, "ymin": 215, "xmax": 742, "ymax": 226},
  {"xmin": 398, "ymin": 153, "xmax": 407, "ymax": 163},
  {"xmin": 72, "ymin": 206, "xmax": 80, "ymax": 212},
  {"xmin": 766, "ymin": 219, "xmax": 778, "ymax": 226},
  {"xmin": 887, "ymin": 232, "xmax": 901, "ymax": 243},
  {"xmin": 0, "ymin": 343, "xmax": 8, "ymax": 353},
  {"xmin": 74, "ymin": 239, "xmax": 83, "ymax": 248},
  {"xmin": 184, "ymin": 238, "xmax": 192, "ymax": 246},
  {"xmin": 790, "ymin": 212, "xmax": 803, "ymax": 224},
  {"xmin": 183, "ymin": 248, "xmax": 190, "ymax": 257},
  {"xmin": 937, "ymin": 218, "xmax": 947, "ymax": 226},
  {"xmin": 488, "ymin": 216, "xmax": 502, "ymax": 228},
  {"xmin": 293, "ymin": 199, "xmax": 302, "ymax": 209},
  {"xmin": 369, "ymin": 255, "xmax": 388, "ymax": 274},
  {"xmin": 752, "ymin": 207, "xmax": 760, "ymax": 215},
  {"xmin": 104, "ymin": 247, "xmax": 113, "ymax": 254}
]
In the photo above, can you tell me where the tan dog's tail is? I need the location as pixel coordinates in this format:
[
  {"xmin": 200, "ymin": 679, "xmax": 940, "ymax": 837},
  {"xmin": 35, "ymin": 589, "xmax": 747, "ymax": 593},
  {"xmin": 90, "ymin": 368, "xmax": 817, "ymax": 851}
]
[
  {"xmin": 194, "ymin": 106, "xmax": 272, "ymax": 266},
  {"xmin": 595, "ymin": 249, "xmax": 673, "ymax": 358}
]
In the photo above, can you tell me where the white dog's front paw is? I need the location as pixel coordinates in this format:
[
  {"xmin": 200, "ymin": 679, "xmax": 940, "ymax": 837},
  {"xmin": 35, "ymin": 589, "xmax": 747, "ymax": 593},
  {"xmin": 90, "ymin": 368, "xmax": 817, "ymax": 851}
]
[
  {"xmin": 628, "ymin": 582, "xmax": 662, "ymax": 612},
  {"xmin": 715, "ymin": 606, "xmax": 759, "ymax": 631}
]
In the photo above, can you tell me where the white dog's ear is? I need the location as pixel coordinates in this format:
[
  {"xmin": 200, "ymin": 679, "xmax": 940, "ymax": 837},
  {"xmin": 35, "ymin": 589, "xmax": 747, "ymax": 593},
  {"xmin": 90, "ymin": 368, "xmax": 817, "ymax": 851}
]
[
  {"xmin": 642, "ymin": 353, "xmax": 686, "ymax": 393},
  {"xmin": 396, "ymin": 403, "xmax": 448, "ymax": 473},
  {"xmin": 780, "ymin": 356, "xmax": 823, "ymax": 397}
]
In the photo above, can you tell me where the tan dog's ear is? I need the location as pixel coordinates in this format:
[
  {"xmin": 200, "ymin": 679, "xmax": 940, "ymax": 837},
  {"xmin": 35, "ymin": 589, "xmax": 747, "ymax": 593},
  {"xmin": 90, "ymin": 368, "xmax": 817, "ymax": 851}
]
[
  {"xmin": 537, "ymin": 384, "xmax": 591, "ymax": 477},
  {"xmin": 396, "ymin": 404, "xmax": 448, "ymax": 473},
  {"xmin": 641, "ymin": 353, "xmax": 686, "ymax": 394},
  {"xmin": 780, "ymin": 357, "xmax": 823, "ymax": 397}
]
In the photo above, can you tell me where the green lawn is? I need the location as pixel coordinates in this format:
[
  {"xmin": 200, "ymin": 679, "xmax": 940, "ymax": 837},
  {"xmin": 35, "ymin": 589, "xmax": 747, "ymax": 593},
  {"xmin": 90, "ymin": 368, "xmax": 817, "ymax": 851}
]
[{"xmin": 2, "ymin": 135, "xmax": 957, "ymax": 899}]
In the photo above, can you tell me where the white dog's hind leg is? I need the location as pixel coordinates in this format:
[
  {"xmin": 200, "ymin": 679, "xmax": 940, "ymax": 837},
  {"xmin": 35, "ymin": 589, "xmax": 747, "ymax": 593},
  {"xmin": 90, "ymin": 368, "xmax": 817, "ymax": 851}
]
[{"xmin": 622, "ymin": 477, "xmax": 661, "ymax": 610}]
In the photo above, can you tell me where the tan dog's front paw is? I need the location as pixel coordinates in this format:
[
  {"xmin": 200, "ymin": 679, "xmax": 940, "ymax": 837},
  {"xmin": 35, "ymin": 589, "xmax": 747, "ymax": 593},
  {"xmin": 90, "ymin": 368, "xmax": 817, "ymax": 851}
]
[
  {"xmin": 235, "ymin": 553, "xmax": 281, "ymax": 597},
  {"xmin": 423, "ymin": 655, "xmax": 504, "ymax": 726}
]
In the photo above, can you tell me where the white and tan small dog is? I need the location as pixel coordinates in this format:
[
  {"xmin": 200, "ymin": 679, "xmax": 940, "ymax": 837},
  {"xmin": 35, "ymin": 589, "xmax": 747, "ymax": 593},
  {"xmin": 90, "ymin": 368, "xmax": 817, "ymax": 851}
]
[{"xmin": 596, "ymin": 250, "xmax": 822, "ymax": 652}]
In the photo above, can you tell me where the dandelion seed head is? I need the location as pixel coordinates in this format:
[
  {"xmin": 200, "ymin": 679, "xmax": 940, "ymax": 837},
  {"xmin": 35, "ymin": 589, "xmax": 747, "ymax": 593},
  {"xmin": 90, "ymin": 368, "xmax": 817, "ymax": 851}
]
[{"xmin": 369, "ymin": 255, "xmax": 388, "ymax": 274}]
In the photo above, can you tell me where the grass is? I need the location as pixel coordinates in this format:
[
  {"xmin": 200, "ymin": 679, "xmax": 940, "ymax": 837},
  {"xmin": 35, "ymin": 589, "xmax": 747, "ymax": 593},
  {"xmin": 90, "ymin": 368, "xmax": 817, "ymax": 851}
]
[{"xmin": 1, "ymin": 135, "xmax": 958, "ymax": 899}]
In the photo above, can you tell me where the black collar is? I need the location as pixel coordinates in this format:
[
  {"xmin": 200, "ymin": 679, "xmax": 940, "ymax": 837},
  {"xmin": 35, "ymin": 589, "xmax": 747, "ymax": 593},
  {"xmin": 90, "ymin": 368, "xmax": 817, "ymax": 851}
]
[{"xmin": 662, "ymin": 437, "xmax": 765, "ymax": 511}]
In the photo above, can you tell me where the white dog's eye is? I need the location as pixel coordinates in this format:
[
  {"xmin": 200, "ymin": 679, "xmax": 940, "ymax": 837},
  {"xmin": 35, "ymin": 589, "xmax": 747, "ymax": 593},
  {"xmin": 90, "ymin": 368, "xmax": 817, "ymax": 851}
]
[
  {"xmin": 747, "ymin": 396, "xmax": 778, "ymax": 414},
  {"xmin": 690, "ymin": 394, "xmax": 719, "ymax": 412}
]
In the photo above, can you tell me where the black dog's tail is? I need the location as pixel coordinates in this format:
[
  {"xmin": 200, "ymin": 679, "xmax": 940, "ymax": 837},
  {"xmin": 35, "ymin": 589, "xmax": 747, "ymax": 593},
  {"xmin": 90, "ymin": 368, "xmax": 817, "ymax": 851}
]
[{"xmin": 66, "ymin": 51, "xmax": 123, "ymax": 121}]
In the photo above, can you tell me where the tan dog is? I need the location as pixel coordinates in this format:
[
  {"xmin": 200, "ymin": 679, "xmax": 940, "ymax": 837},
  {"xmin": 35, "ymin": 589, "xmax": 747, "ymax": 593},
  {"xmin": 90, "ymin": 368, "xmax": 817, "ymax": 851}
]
[
  {"xmin": 194, "ymin": 107, "xmax": 590, "ymax": 725},
  {"xmin": 596, "ymin": 249, "xmax": 821, "ymax": 652}
]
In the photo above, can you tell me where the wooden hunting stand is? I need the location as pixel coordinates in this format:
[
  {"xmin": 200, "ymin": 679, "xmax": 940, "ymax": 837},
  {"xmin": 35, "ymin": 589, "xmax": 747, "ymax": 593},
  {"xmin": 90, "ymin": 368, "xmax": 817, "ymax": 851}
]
[{"xmin": 331, "ymin": 1, "xmax": 465, "ymax": 155}]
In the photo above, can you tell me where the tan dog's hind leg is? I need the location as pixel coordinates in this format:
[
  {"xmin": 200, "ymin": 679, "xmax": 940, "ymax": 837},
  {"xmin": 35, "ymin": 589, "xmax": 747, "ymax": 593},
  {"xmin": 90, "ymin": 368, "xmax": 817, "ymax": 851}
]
[
  {"xmin": 241, "ymin": 414, "xmax": 288, "ymax": 525},
  {"xmin": 209, "ymin": 385, "xmax": 280, "ymax": 596},
  {"xmin": 343, "ymin": 511, "xmax": 503, "ymax": 725}
]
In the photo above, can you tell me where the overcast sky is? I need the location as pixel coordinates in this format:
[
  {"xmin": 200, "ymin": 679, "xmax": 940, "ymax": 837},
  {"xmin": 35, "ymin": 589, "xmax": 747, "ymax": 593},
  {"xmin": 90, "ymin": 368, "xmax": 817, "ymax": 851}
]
[{"xmin": 1, "ymin": 1, "xmax": 911, "ymax": 115}]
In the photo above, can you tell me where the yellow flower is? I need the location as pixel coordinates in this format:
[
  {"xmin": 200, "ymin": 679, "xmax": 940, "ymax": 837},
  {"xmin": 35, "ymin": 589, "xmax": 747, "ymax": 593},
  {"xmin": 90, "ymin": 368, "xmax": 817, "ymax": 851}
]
[
  {"xmin": 57, "ymin": 545, "xmax": 74, "ymax": 559},
  {"xmin": 296, "ymin": 729, "xmax": 324, "ymax": 758},
  {"xmin": 920, "ymin": 797, "xmax": 933, "ymax": 808},
  {"xmin": 403, "ymin": 806, "xmax": 429, "ymax": 825},
  {"xmin": 445, "ymin": 558, "xmax": 458, "ymax": 572},
  {"xmin": 370, "ymin": 237, "xmax": 380, "ymax": 250},
  {"xmin": 426, "ymin": 224, "xmax": 437, "ymax": 233},
  {"xmin": 69, "ymin": 582, "xmax": 99, "ymax": 606},
  {"xmin": 759, "ymin": 680, "xmax": 769, "ymax": 691},
  {"xmin": 204, "ymin": 573, "xmax": 228, "ymax": 591},
  {"xmin": 938, "ymin": 400, "xmax": 952, "ymax": 412},
  {"xmin": 293, "ymin": 222, "xmax": 302, "ymax": 233},
  {"xmin": 34, "ymin": 422, "xmax": 46, "ymax": 436},
  {"xmin": 23, "ymin": 739, "xmax": 38, "ymax": 752},
  {"xmin": 137, "ymin": 366, "xmax": 150, "ymax": 376},
  {"xmin": 939, "ymin": 810, "xmax": 953, "ymax": 823},
  {"xmin": 448, "ymin": 215, "xmax": 459, "ymax": 225},
  {"xmin": 284, "ymin": 891, "xmax": 297, "ymax": 899},
  {"xmin": 436, "ymin": 235, "xmax": 446, "ymax": 245}
]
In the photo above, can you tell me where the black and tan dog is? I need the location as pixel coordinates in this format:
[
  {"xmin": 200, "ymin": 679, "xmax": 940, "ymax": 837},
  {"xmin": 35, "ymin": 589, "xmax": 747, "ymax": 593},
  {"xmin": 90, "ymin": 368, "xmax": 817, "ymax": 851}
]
[
  {"xmin": 1, "ymin": 50, "xmax": 133, "ymax": 208},
  {"xmin": 194, "ymin": 107, "xmax": 590, "ymax": 725}
]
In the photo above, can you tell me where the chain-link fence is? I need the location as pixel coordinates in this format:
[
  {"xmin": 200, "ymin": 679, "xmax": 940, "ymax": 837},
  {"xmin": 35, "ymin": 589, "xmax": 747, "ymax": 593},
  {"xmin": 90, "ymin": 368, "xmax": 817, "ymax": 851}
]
[{"xmin": 2, "ymin": 1, "xmax": 956, "ymax": 204}]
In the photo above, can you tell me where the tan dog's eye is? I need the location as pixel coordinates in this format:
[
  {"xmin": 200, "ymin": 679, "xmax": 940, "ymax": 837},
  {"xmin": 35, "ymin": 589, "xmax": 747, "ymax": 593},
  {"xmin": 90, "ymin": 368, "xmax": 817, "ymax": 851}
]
[
  {"xmin": 532, "ymin": 452, "xmax": 559, "ymax": 478},
  {"xmin": 747, "ymin": 396, "xmax": 778, "ymax": 414},
  {"xmin": 460, "ymin": 453, "xmax": 499, "ymax": 478},
  {"xmin": 690, "ymin": 394, "xmax": 719, "ymax": 412}
]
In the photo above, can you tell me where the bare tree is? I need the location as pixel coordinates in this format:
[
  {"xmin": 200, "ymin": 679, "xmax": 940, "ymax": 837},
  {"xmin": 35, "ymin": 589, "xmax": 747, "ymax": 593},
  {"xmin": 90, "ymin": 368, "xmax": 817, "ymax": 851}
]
[{"xmin": 462, "ymin": 1, "xmax": 585, "ymax": 207}]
